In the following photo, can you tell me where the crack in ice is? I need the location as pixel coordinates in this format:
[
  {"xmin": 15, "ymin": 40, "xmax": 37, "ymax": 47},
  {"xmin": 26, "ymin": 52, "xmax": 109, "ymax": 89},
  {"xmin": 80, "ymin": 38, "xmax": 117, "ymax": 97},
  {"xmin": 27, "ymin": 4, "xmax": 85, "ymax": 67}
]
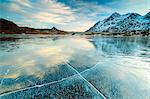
[
  {"xmin": 0, "ymin": 60, "xmax": 104, "ymax": 98},
  {"xmin": 0, "ymin": 69, "xmax": 9, "ymax": 86},
  {"xmin": 0, "ymin": 73, "xmax": 79, "ymax": 97},
  {"xmin": 65, "ymin": 60, "xmax": 106, "ymax": 99}
]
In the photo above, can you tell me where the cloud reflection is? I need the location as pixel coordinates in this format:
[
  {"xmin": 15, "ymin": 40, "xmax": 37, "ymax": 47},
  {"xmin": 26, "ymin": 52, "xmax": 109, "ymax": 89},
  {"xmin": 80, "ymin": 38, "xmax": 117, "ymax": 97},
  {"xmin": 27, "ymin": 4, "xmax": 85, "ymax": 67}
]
[{"xmin": 0, "ymin": 38, "xmax": 96, "ymax": 79}]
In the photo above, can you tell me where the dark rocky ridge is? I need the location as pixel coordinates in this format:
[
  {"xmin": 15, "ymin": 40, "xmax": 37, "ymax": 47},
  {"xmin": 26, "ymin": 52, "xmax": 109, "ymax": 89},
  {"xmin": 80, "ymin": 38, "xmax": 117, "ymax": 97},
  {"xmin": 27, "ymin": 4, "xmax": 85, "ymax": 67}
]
[
  {"xmin": 0, "ymin": 19, "xmax": 19, "ymax": 34},
  {"xmin": 0, "ymin": 18, "xmax": 68, "ymax": 34}
]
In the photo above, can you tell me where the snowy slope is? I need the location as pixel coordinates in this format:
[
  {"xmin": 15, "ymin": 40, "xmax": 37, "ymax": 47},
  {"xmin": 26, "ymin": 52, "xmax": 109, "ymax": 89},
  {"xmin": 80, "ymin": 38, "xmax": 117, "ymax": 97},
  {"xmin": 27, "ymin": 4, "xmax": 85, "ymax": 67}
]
[{"xmin": 87, "ymin": 12, "xmax": 150, "ymax": 33}]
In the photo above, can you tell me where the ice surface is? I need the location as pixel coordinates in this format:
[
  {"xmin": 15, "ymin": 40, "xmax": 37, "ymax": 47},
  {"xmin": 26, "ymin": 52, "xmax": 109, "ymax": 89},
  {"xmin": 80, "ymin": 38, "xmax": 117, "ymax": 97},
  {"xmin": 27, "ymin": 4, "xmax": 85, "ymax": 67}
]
[{"xmin": 0, "ymin": 35, "xmax": 150, "ymax": 99}]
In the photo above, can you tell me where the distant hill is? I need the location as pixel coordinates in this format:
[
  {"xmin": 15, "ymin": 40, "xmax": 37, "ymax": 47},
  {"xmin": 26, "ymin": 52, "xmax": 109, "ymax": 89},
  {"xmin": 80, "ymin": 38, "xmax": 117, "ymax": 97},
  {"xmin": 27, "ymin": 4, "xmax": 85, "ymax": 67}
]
[
  {"xmin": 87, "ymin": 12, "xmax": 150, "ymax": 34},
  {"xmin": 0, "ymin": 18, "xmax": 68, "ymax": 34},
  {"xmin": 34, "ymin": 27, "xmax": 67, "ymax": 34}
]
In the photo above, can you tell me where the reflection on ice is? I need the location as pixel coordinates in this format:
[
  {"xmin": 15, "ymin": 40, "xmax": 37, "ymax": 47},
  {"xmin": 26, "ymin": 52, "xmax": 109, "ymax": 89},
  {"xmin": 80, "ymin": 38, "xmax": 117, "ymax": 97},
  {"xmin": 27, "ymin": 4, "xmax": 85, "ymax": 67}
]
[
  {"xmin": 0, "ymin": 38, "xmax": 96, "ymax": 78},
  {"xmin": 0, "ymin": 37, "xmax": 99, "ymax": 96},
  {"xmin": 0, "ymin": 35, "xmax": 150, "ymax": 99},
  {"xmin": 92, "ymin": 36, "xmax": 150, "ymax": 56}
]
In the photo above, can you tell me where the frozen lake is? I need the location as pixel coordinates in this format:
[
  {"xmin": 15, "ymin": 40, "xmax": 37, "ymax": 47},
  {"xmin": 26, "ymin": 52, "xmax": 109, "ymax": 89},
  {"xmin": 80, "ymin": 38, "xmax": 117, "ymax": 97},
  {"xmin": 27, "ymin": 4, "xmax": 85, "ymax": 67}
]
[{"xmin": 0, "ymin": 34, "xmax": 150, "ymax": 99}]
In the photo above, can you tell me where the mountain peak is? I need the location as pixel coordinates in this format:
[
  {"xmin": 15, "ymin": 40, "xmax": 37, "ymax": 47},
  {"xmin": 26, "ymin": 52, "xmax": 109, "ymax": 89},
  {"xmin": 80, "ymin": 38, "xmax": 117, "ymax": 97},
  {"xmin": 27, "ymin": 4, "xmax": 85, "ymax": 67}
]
[
  {"xmin": 111, "ymin": 12, "xmax": 120, "ymax": 17},
  {"xmin": 49, "ymin": 27, "xmax": 65, "ymax": 33},
  {"xmin": 51, "ymin": 27, "xmax": 58, "ymax": 30},
  {"xmin": 109, "ymin": 12, "xmax": 121, "ymax": 18},
  {"xmin": 125, "ymin": 13, "xmax": 141, "ymax": 18},
  {"xmin": 106, "ymin": 12, "xmax": 121, "ymax": 21}
]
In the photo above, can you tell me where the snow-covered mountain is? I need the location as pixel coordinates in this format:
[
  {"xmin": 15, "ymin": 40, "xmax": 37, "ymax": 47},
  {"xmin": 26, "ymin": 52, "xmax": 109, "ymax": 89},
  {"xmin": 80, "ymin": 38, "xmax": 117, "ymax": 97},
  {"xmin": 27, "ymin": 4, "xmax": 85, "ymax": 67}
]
[{"xmin": 87, "ymin": 12, "xmax": 150, "ymax": 33}]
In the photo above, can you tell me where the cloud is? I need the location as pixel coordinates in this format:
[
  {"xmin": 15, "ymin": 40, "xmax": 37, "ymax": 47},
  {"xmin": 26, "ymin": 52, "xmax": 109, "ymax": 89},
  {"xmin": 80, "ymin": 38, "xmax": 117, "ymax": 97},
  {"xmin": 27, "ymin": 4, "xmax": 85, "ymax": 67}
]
[
  {"xmin": 24, "ymin": 0, "xmax": 76, "ymax": 25},
  {"xmin": 9, "ymin": 2, "xmax": 23, "ymax": 12},
  {"xmin": 42, "ymin": 0, "xmax": 73, "ymax": 15},
  {"xmin": 31, "ymin": 12, "xmax": 65, "ymax": 24},
  {"xmin": 30, "ymin": 11, "xmax": 75, "ymax": 24},
  {"xmin": 14, "ymin": 0, "xmax": 32, "ymax": 8},
  {"xmin": 0, "ymin": 0, "xmax": 32, "ymax": 14}
]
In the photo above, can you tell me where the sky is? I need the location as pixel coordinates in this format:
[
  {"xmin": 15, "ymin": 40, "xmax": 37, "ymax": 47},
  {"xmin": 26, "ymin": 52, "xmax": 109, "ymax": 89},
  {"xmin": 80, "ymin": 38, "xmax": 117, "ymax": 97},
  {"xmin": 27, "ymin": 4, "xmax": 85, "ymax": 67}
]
[{"xmin": 0, "ymin": 0, "xmax": 149, "ymax": 32}]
